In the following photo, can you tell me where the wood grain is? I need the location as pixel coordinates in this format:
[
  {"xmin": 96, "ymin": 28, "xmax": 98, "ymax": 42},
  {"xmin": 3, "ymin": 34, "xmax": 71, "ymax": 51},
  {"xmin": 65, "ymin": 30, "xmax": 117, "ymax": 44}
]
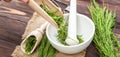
[
  {"xmin": 0, "ymin": 0, "xmax": 120, "ymax": 57},
  {"xmin": 0, "ymin": 0, "xmax": 33, "ymax": 57}
]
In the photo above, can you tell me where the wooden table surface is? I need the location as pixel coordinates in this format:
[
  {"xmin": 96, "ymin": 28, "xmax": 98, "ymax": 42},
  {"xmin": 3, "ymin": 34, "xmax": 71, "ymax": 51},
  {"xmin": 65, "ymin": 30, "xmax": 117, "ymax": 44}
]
[{"xmin": 0, "ymin": 0, "xmax": 120, "ymax": 57}]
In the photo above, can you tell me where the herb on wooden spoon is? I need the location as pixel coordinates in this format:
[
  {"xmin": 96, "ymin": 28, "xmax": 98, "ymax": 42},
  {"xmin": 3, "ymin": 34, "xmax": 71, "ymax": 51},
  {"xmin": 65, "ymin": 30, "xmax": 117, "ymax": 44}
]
[{"xmin": 25, "ymin": 36, "xmax": 36, "ymax": 53}]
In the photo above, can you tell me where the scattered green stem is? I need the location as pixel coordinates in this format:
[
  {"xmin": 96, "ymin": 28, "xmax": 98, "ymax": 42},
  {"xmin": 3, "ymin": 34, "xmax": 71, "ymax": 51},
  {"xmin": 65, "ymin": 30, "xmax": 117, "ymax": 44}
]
[
  {"xmin": 37, "ymin": 34, "xmax": 47, "ymax": 57},
  {"xmin": 37, "ymin": 34, "xmax": 55, "ymax": 57},
  {"xmin": 88, "ymin": 0, "xmax": 120, "ymax": 57},
  {"xmin": 47, "ymin": 45, "xmax": 55, "ymax": 57},
  {"xmin": 43, "ymin": 38, "xmax": 51, "ymax": 57}
]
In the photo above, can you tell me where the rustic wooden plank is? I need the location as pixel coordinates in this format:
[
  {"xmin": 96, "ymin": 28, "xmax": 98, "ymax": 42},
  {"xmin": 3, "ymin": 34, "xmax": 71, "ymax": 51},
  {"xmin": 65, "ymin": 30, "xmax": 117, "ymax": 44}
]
[
  {"xmin": 85, "ymin": 43, "xmax": 99, "ymax": 57},
  {"xmin": 77, "ymin": 0, "xmax": 90, "ymax": 16},
  {"xmin": 96, "ymin": 0, "xmax": 120, "ymax": 6},
  {"xmin": 0, "ymin": 12, "xmax": 29, "ymax": 45},
  {"xmin": 0, "ymin": 0, "xmax": 33, "ymax": 43},
  {"xmin": 0, "ymin": 39, "xmax": 16, "ymax": 50},
  {"xmin": 0, "ymin": 39, "xmax": 16, "ymax": 57},
  {"xmin": 0, "ymin": 46, "xmax": 13, "ymax": 57},
  {"xmin": 0, "ymin": 0, "xmax": 120, "ymax": 57},
  {"xmin": 0, "ymin": 0, "xmax": 33, "ymax": 16},
  {"xmin": 0, "ymin": 0, "xmax": 33, "ymax": 57}
]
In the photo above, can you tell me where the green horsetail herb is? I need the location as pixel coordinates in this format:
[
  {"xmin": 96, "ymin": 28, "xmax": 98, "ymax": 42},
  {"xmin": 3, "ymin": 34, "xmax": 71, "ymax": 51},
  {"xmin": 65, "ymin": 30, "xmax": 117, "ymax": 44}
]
[
  {"xmin": 88, "ymin": 0, "xmax": 120, "ymax": 57},
  {"xmin": 40, "ymin": 5, "xmax": 84, "ymax": 45},
  {"xmin": 25, "ymin": 36, "xmax": 36, "ymax": 53},
  {"xmin": 77, "ymin": 35, "xmax": 84, "ymax": 43},
  {"xmin": 37, "ymin": 34, "xmax": 55, "ymax": 57},
  {"xmin": 43, "ymin": 37, "xmax": 51, "ymax": 57},
  {"xmin": 47, "ymin": 45, "xmax": 55, "ymax": 57},
  {"xmin": 38, "ymin": 34, "xmax": 47, "ymax": 57}
]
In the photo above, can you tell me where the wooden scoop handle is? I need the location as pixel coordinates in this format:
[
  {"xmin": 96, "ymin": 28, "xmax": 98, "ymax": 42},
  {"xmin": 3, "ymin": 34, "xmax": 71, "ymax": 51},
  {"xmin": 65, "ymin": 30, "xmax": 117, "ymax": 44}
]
[{"xmin": 27, "ymin": 0, "xmax": 58, "ymax": 29}]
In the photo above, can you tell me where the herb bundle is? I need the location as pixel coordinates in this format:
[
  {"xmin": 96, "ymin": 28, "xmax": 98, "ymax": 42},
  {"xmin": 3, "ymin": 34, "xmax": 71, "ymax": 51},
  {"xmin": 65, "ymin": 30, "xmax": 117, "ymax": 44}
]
[
  {"xmin": 88, "ymin": 0, "xmax": 120, "ymax": 57},
  {"xmin": 25, "ymin": 36, "xmax": 36, "ymax": 53},
  {"xmin": 37, "ymin": 34, "xmax": 55, "ymax": 57}
]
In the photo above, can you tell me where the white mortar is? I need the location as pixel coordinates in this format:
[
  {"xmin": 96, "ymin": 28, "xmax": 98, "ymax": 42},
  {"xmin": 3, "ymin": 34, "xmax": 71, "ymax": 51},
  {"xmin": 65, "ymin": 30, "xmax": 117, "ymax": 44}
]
[{"xmin": 46, "ymin": 13, "xmax": 95, "ymax": 54}]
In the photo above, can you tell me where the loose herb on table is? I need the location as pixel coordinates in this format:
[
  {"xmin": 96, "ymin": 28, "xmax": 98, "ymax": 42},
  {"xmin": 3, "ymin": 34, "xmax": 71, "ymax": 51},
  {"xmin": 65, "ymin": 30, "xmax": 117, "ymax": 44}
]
[
  {"xmin": 37, "ymin": 34, "xmax": 55, "ymax": 57},
  {"xmin": 88, "ymin": 0, "xmax": 120, "ymax": 57}
]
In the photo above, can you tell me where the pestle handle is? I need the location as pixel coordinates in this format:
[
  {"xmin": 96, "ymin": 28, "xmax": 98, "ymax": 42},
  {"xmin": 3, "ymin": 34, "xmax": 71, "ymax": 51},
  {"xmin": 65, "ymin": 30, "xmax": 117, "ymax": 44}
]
[
  {"xmin": 68, "ymin": 0, "xmax": 77, "ymax": 40},
  {"xmin": 66, "ymin": 0, "xmax": 79, "ymax": 45}
]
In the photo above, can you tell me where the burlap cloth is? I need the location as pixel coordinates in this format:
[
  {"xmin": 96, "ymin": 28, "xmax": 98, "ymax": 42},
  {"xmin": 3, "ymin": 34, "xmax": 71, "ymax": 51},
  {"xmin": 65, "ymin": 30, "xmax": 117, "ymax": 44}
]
[{"xmin": 11, "ymin": 13, "xmax": 86, "ymax": 57}]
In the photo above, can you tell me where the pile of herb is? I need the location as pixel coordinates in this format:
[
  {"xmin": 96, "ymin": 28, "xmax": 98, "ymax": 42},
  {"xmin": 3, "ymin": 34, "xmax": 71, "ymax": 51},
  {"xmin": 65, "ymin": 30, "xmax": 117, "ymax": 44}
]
[
  {"xmin": 41, "ymin": 5, "xmax": 84, "ymax": 45},
  {"xmin": 25, "ymin": 36, "xmax": 36, "ymax": 53},
  {"xmin": 77, "ymin": 35, "xmax": 84, "ymax": 43},
  {"xmin": 37, "ymin": 34, "xmax": 55, "ymax": 57},
  {"xmin": 88, "ymin": 0, "xmax": 120, "ymax": 57}
]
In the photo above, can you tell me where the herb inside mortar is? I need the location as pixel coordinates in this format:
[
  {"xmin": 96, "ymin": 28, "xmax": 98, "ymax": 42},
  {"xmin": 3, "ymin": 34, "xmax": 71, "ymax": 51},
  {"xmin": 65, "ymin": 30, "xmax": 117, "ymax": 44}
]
[
  {"xmin": 25, "ymin": 36, "xmax": 36, "ymax": 53},
  {"xmin": 77, "ymin": 35, "xmax": 84, "ymax": 43},
  {"xmin": 40, "ymin": 5, "xmax": 84, "ymax": 45}
]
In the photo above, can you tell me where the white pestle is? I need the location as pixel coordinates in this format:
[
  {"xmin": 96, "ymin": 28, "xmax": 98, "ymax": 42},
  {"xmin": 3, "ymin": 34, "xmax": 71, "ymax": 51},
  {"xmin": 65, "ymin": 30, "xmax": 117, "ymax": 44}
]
[{"xmin": 65, "ymin": 0, "xmax": 79, "ymax": 45}]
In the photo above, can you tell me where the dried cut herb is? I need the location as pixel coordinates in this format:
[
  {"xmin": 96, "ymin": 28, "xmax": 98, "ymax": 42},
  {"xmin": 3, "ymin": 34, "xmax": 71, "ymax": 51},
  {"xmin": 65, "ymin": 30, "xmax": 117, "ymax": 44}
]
[{"xmin": 25, "ymin": 36, "xmax": 36, "ymax": 53}]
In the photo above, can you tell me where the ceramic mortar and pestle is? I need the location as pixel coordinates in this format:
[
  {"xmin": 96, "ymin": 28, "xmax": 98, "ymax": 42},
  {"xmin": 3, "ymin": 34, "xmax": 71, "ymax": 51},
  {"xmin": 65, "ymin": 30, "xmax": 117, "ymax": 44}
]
[{"xmin": 46, "ymin": 0, "xmax": 95, "ymax": 54}]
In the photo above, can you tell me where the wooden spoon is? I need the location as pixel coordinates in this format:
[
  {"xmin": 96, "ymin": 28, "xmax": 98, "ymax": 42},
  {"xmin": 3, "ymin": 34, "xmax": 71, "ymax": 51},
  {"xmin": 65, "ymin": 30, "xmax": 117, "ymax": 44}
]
[{"xmin": 21, "ymin": 22, "xmax": 48, "ymax": 54}]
